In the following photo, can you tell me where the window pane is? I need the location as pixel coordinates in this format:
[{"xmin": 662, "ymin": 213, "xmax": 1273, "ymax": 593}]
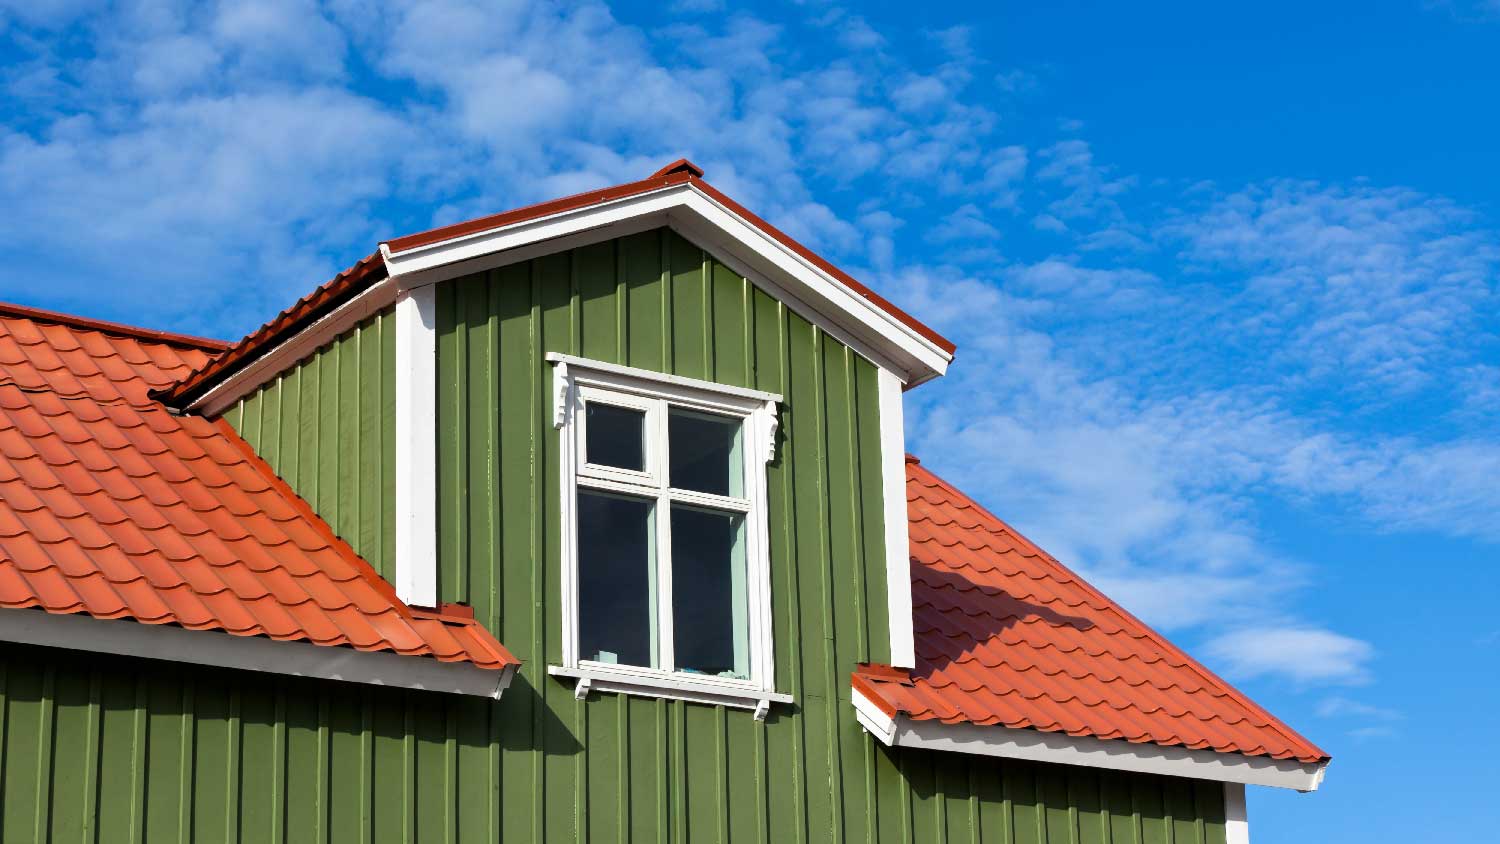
[
  {"xmin": 586, "ymin": 403, "xmax": 645, "ymax": 471},
  {"xmin": 668, "ymin": 409, "xmax": 742, "ymax": 497},
  {"xmin": 578, "ymin": 491, "xmax": 656, "ymax": 668},
  {"xmin": 670, "ymin": 505, "xmax": 748, "ymax": 679}
]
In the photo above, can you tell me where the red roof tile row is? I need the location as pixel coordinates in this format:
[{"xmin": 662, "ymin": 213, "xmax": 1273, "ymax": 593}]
[
  {"xmin": 0, "ymin": 304, "xmax": 515, "ymax": 672},
  {"xmin": 855, "ymin": 457, "xmax": 1329, "ymax": 765}
]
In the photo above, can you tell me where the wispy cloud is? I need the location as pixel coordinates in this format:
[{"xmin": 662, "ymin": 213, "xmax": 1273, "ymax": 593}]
[
  {"xmin": 1203, "ymin": 628, "xmax": 1375, "ymax": 685},
  {"xmin": 1162, "ymin": 180, "xmax": 1500, "ymax": 396}
]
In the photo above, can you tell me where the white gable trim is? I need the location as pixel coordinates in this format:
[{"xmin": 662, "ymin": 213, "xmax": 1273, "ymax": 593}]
[
  {"xmin": 0, "ymin": 608, "xmax": 515, "ymax": 698},
  {"xmin": 394, "ymin": 285, "xmax": 438, "ymax": 607},
  {"xmin": 380, "ymin": 182, "xmax": 952, "ymax": 385},
  {"xmin": 877, "ymin": 368, "xmax": 915, "ymax": 668},
  {"xmin": 852, "ymin": 688, "xmax": 1328, "ymax": 792}
]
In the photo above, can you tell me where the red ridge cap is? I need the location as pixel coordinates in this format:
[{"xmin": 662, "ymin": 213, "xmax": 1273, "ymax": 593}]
[
  {"xmin": 650, "ymin": 158, "xmax": 705, "ymax": 179},
  {"xmin": 385, "ymin": 168, "xmax": 697, "ymax": 254},
  {"xmin": 0, "ymin": 300, "xmax": 231, "ymax": 351}
]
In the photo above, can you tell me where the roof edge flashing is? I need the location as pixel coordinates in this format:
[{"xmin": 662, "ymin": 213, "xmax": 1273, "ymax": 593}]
[
  {"xmin": 851, "ymin": 688, "xmax": 1328, "ymax": 792},
  {"xmin": 0, "ymin": 607, "xmax": 517, "ymax": 699}
]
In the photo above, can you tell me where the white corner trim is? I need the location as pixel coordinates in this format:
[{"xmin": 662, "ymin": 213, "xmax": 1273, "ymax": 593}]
[
  {"xmin": 0, "ymin": 608, "xmax": 515, "ymax": 698},
  {"xmin": 549, "ymin": 665, "xmax": 792, "ymax": 719},
  {"xmin": 394, "ymin": 286, "xmax": 437, "ymax": 608},
  {"xmin": 1225, "ymin": 781, "xmax": 1250, "ymax": 844},
  {"xmin": 878, "ymin": 368, "xmax": 915, "ymax": 668},
  {"xmin": 850, "ymin": 689, "xmax": 1328, "ymax": 792}
]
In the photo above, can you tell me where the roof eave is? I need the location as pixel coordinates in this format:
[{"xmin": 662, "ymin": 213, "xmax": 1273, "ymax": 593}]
[
  {"xmin": 0, "ymin": 607, "xmax": 520, "ymax": 699},
  {"xmin": 852, "ymin": 687, "xmax": 1329, "ymax": 792}
]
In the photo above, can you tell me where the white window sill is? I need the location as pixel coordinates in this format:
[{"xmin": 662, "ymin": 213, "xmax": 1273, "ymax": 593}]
[{"xmin": 548, "ymin": 665, "xmax": 792, "ymax": 720}]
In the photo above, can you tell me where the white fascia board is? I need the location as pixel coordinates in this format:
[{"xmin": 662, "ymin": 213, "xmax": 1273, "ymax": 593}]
[
  {"xmin": 850, "ymin": 689, "xmax": 1328, "ymax": 792},
  {"xmin": 669, "ymin": 188, "xmax": 951, "ymax": 382},
  {"xmin": 380, "ymin": 182, "xmax": 952, "ymax": 385},
  {"xmin": 0, "ymin": 608, "xmax": 514, "ymax": 698},
  {"xmin": 394, "ymin": 285, "xmax": 438, "ymax": 607},
  {"xmin": 877, "ymin": 367, "xmax": 915, "ymax": 668},
  {"xmin": 1225, "ymin": 781, "xmax": 1250, "ymax": 844}
]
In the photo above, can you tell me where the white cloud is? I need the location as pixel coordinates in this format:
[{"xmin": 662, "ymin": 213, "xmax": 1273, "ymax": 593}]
[
  {"xmin": 1162, "ymin": 180, "xmax": 1500, "ymax": 394},
  {"xmin": 1316, "ymin": 696, "xmax": 1401, "ymax": 721},
  {"xmin": 1203, "ymin": 627, "xmax": 1374, "ymax": 685}
]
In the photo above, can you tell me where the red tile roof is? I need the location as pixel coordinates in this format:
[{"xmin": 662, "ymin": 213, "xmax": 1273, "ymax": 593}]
[
  {"xmin": 0, "ymin": 303, "xmax": 516, "ymax": 672},
  {"xmin": 855, "ymin": 456, "xmax": 1328, "ymax": 765},
  {"xmin": 160, "ymin": 160, "xmax": 953, "ymax": 408}
]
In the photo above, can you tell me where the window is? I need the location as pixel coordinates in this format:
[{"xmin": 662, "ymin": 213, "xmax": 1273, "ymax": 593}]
[{"xmin": 547, "ymin": 354, "xmax": 789, "ymax": 717}]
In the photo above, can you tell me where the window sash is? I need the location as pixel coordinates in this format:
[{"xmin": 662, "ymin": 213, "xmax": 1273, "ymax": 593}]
[{"xmin": 558, "ymin": 359, "xmax": 777, "ymax": 696}]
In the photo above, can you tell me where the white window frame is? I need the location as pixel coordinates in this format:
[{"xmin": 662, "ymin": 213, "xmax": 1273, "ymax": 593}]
[{"xmin": 546, "ymin": 353, "xmax": 791, "ymax": 718}]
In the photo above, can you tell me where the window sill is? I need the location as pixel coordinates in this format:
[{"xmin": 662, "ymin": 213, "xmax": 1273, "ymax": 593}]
[{"xmin": 548, "ymin": 665, "xmax": 792, "ymax": 720}]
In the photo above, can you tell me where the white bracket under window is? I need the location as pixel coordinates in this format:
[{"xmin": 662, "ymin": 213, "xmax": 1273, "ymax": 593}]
[
  {"xmin": 760, "ymin": 399, "xmax": 779, "ymax": 463},
  {"xmin": 549, "ymin": 665, "xmax": 791, "ymax": 720},
  {"xmin": 552, "ymin": 361, "xmax": 572, "ymax": 429}
]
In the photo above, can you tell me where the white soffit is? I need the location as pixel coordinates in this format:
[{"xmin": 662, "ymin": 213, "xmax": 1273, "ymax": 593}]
[
  {"xmin": 0, "ymin": 608, "xmax": 515, "ymax": 699},
  {"xmin": 380, "ymin": 182, "xmax": 952, "ymax": 385},
  {"xmin": 852, "ymin": 689, "xmax": 1328, "ymax": 792}
]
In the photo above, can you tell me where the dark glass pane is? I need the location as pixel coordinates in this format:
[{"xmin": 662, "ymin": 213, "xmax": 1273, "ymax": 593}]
[
  {"xmin": 578, "ymin": 491, "xmax": 656, "ymax": 667},
  {"xmin": 671, "ymin": 505, "xmax": 748, "ymax": 679},
  {"xmin": 668, "ymin": 409, "xmax": 742, "ymax": 497},
  {"xmin": 586, "ymin": 403, "xmax": 645, "ymax": 471}
]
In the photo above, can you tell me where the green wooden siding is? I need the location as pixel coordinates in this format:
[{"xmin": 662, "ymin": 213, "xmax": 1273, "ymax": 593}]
[
  {"xmin": 225, "ymin": 309, "xmax": 397, "ymax": 581},
  {"xmin": 0, "ymin": 643, "xmax": 1226, "ymax": 843}
]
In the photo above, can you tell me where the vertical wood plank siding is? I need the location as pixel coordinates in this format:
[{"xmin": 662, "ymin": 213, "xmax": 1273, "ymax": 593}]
[
  {"xmin": 0, "ymin": 643, "xmax": 1226, "ymax": 843},
  {"xmin": 0, "ymin": 230, "xmax": 1227, "ymax": 842},
  {"xmin": 225, "ymin": 310, "xmax": 397, "ymax": 581}
]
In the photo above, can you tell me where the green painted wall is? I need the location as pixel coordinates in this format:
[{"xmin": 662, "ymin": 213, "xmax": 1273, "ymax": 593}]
[
  {"xmin": 0, "ymin": 643, "xmax": 1226, "ymax": 843},
  {"xmin": 225, "ymin": 310, "xmax": 397, "ymax": 581}
]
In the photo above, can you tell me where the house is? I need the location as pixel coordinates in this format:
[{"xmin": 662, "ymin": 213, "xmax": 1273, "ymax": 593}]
[{"xmin": 0, "ymin": 159, "xmax": 1326, "ymax": 842}]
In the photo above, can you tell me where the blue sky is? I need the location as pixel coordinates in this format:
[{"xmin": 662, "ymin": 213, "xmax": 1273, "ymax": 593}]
[{"xmin": 2, "ymin": 0, "xmax": 1497, "ymax": 838}]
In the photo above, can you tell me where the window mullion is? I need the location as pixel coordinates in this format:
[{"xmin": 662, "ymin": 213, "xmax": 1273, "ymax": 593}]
[{"xmin": 653, "ymin": 397, "xmax": 675, "ymax": 674}]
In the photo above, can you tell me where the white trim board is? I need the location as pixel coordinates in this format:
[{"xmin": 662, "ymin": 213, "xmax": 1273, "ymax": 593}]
[
  {"xmin": 1224, "ymin": 781, "xmax": 1250, "ymax": 844},
  {"xmin": 382, "ymin": 181, "xmax": 952, "ymax": 385},
  {"xmin": 877, "ymin": 368, "xmax": 915, "ymax": 668},
  {"xmin": 852, "ymin": 689, "xmax": 1328, "ymax": 792},
  {"xmin": 0, "ymin": 608, "xmax": 515, "ymax": 698},
  {"xmin": 394, "ymin": 285, "xmax": 438, "ymax": 607}
]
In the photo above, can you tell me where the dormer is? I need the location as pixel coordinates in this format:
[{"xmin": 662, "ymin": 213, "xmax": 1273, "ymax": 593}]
[{"xmin": 163, "ymin": 160, "xmax": 953, "ymax": 715}]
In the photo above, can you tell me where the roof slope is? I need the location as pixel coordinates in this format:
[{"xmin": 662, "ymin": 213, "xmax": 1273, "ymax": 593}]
[
  {"xmin": 0, "ymin": 303, "xmax": 514, "ymax": 671},
  {"xmin": 856, "ymin": 456, "xmax": 1328, "ymax": 765},
  {"xmin": 160, "ymin": 160, "xmax": 952, "ymax": 408}
]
